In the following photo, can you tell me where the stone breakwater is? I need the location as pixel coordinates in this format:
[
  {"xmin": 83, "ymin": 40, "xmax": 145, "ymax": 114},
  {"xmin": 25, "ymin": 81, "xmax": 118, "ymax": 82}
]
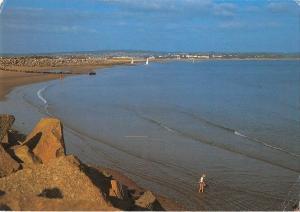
[{"xmin": 0, "ymin": 114, "xmax": 178, "ymax": 211}]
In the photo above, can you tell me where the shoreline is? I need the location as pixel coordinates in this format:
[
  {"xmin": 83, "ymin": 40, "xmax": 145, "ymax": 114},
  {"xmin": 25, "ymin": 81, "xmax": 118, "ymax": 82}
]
[{"xmin": 0, "ymin": 62, "xmax": 137, "ymax": 100}]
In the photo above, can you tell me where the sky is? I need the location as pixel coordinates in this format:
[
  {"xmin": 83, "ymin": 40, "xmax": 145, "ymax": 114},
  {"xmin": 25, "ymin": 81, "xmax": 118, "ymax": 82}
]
[{"xmin": 0, "ymin": 0, "xmax": 299, "ymax": 54}]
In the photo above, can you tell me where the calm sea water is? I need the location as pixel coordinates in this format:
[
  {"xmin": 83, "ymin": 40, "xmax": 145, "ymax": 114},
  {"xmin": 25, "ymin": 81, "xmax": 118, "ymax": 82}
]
[{"xmin": 2, "ymin": 60, "xmax": 300, "ymax": 210}]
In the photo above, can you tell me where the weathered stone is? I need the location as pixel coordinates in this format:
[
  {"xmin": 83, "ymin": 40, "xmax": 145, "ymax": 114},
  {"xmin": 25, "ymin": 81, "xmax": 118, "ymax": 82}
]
[
  {"xmin": 109, "ymin": 180, "xmax": 129, "ymax": 200},
  {"xmin": 14, "ymin": 145, "xmax": 41, "ymax": 168},
  {"xmin": 108, "ymin": 180, "xmax": 133, "ymax": 210},
  {"xmin": 23, "ymin": 118, "xmax": 65, "ymax": 164},
  {"xmin": 1, "ymin": 135, "xmax": 8, "ymax": 145},
  {"xmin": 0, "ymin": 155, "xmax": 111, "ymax": 210},
  {"xmin": 0, "ymin": 145, "xmax": 20, "ymax": 177},
  {"xmin": 0, "ymin": 115, "xmax": 15, "ymax": 143},
  {"xmin": 135, "ymin": 191, "xmax": 161, "ymax": 210},
  {"xmin": 0, "ymin": 192, "xmax": 117, "ymax": 211}
]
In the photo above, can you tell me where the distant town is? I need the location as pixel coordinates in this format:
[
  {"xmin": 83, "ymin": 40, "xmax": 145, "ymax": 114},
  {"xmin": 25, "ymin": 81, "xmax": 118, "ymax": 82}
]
[{"xmin": 1, "ymin": 51, "xmax": 300, "ymax": 60}]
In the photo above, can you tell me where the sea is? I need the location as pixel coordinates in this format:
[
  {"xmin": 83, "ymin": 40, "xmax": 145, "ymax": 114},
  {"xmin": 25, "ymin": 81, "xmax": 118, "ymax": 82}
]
[{"xmin": 1, "ymin": 60, "xmax": 299, "ymax": 210}]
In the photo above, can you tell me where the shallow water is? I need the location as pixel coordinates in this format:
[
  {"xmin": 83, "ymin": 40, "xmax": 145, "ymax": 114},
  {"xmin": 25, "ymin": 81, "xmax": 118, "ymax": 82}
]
[{"xmin": 1, "ymin": 60, "xmax": 300, "ymax": 210}]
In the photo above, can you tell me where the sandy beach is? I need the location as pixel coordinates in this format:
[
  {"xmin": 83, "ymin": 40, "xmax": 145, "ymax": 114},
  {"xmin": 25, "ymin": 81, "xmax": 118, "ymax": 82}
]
[{"xmin": 0, "ymin": 70, "xmax": 62, "ymax": 100}]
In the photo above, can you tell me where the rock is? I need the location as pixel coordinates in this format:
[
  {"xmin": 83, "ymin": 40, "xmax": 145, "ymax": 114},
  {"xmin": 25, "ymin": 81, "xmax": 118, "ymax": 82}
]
[
  {"xmin": 13, "ymin": 145, "xmax": 41, "ymax": 168},
  {"xmin": 0, "ymin": 155, "xmax": 113, "ymax": 210},
  {"xmin": 0, "ymin": 193, "xmax": 116, "ymax": 211},
  {"xmin": 23, "ymin": 118, "xmax": 65, "ymax": 164},
  {"xmin": 1, "ymin": 135, "xmax": 8, "ymax": 145},
  {"xmin": 108, "ymin": 180, "xmax": 133, "ymax": 210},
  {"xmin": 0, "ymin": 115, "xmax": 15, "ymax": 143},
  {"xmin": 109, "ymin": 180, "xmax": 129, "ymax": 200},
  {"xmin": 0, "ymin": 145, "xmax": 20, "ymax": 177},
  {"xmin": 135, "ymin": 191, "xmax": 163, "ymax": 210},
  {"xmin": 1, "ymin": 130, "xmax": 24, "ymax": 149}
]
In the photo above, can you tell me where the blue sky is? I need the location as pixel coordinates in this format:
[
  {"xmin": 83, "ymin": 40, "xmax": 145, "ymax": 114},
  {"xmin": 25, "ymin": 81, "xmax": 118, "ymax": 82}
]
[{"xmin": 0, "ymin": 0, "xmax": 299, "ymax": 54}]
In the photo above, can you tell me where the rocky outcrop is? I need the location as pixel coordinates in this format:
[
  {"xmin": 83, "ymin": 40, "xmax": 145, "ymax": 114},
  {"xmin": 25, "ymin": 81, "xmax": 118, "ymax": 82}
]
[
  {"xmin": 0, "ymin": 155, "xmax": 111, "ymax": 210},
  {"xmin": 0, "ymin": 115, "xmax": 176, "ymax": 210},
  {"xmin": 22, "ymin": 118, "xmax": 65, "ymax": 164}
]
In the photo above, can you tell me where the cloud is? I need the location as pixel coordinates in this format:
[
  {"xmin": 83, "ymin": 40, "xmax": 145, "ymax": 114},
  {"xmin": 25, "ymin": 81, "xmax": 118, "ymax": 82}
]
[
  {"xmin": 267, "ymin": 1, "xmax": 294, "ymax": 13},
  {"xmin": 100, "ymin": 0, "xmax": 236, "ymax": 17},
  {"xmin": 295, "ymin": 0, "xmax": 300, "ymax": 7},
  {"xmin": 213, "ymin": 3, "xmax": 236, "ymax": 17}
]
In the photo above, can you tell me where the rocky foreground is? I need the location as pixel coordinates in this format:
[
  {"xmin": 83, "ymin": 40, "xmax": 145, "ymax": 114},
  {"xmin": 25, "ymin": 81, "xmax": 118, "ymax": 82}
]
[{"xmin": 0, "ymin": 114, "xmax": 178, "ymax": 211}]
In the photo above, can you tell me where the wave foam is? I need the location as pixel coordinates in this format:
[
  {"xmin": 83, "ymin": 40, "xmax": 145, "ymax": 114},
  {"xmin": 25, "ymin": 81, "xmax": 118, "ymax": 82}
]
[{"xmin": 37, "ymin": 87, "xmax": 48, "ymax": 105}]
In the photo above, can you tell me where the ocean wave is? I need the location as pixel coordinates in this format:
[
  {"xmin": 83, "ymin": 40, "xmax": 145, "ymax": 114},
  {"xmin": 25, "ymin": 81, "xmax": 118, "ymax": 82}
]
[
  {"xmin": 119, "ymin": 106, "xmax": 299, "ymax": 172},
  {"xmin": 234, "ymin": 130, "xmax": 300, "ymax": 158},
  {"xmin": 177, "ymin": 109, "xmax": 300, "ymax": 159}
]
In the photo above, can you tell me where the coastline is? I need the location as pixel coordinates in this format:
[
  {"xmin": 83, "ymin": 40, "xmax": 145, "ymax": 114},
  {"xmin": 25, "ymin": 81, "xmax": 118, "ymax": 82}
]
[
  {"xmin": 2, "ymin": 57, "xmax": 299, "ymax": 100},
  {"xmin": 0, "ymin": 61, "xmax": 136, "ymax": 100},
  {"xmin": 1, "ymin": 59, "xmax": 299, "ymax": 210}
]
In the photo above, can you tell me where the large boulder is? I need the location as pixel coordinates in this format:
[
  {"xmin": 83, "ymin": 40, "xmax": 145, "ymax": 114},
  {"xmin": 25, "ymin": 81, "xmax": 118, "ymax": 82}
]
[
  {"xmin": 0, "ymin": 115, "xmax": 15, "ymax": 143},
  {"xmin": 0, "ymin": 145, "xmax": 20, "ymax": 177},
  {"xmin": 23, "ymin": 118, "xmax": 65, "ymax": 164},
  {"xmin": 0, "ymin": 155, "xmax": 113, "ymax": 210}
]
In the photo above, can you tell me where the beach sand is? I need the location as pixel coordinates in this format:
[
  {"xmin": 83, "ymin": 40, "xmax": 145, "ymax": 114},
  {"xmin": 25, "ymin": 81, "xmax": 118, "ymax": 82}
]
[
  {"xmin": 0, "ymin": 62, "xmax": 129, "ymax": 100},
  {"xmin": 0, "ymin": 70, "xmax": 62, "ymax": 100}
]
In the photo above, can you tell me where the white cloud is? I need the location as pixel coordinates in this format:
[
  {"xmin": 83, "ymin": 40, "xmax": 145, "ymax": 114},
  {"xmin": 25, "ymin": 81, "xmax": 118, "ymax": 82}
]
[
  {"xmin": 100, "ymin": 0, "xmax": 236, "ymax": 16},
  {"xmin": 295, "ymin": 0, "xmax": 300, "ymax": 6},
  {"xmin": 213, "ymin": 3, "xmax": 236, "ymax": 17}
]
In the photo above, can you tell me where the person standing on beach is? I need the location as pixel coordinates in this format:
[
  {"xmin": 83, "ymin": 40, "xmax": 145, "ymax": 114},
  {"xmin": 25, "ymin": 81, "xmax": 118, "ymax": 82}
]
[{"xmin": 198, "ymin": 174, "xmax": 206, "ymax": 193}]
